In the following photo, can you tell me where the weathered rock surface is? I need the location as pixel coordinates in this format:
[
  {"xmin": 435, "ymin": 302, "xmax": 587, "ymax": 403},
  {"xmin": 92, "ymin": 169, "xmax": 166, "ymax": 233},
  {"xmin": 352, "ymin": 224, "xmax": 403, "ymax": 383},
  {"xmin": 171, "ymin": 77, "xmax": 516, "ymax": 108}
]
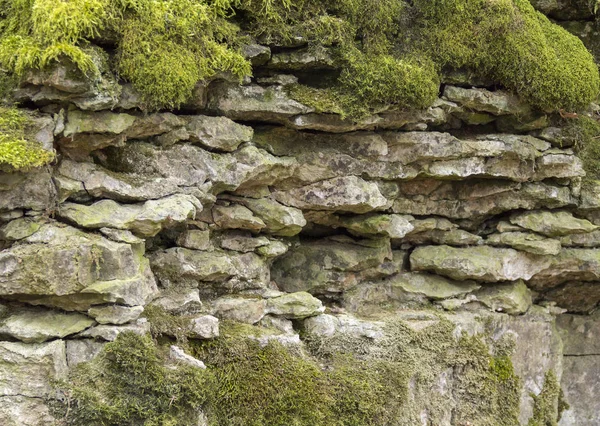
[
  {"xmin": 87, "ymin": 305, "xmax": 144, "ymax": 325},
  {"xmin": 58, "ymin": 194, "xmax": 200, "ymax": 237},
  {"xmin": 0, "ymin": 308, "xmax": 94, "ymax": 343},
  {"xmin": 510, "ymin": 210, "xmax": 597, "ymax": 237},
  {"xmin": 272, "ymin": 237, "xmax": 394, "ymax": 294},
  {"xmin": 0, "ymin": 223, "xmax": 157, "ymax": 310},
  {"xmin": 151, "ymin": 248, "xmax": 270, "ymax": 291},
  {"xmin": 266, "ymin": 292, "xmax": 325, "ymax": 319}
]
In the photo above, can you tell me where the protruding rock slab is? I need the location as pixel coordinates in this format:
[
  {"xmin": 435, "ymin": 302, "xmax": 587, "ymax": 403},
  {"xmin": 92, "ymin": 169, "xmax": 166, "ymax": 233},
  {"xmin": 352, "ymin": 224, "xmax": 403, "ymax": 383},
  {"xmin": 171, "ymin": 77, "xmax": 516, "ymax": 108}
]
[
  {"xmin": 0, "ymin": 308, "xmax": 94, "ymax": 343},
  {"xmin": 272, "ymin": 237, "xmax": 393, "ymax": 294},
  {"xmin": 266, "ymin": 292, "xmax": 325, "ymax": 319},
  {"xmin": 58, "ymin": 194, "xmax": 200, "ymax": 237},
  {"xmin": 443, "ymin": 86, "xmax": 531, "ymax": 116},
  {"xmin": 510, "ymin": 210, "xmax": 597, "ymax": 237},
  {"xmin": 0, "ymin": 223, "xmax": 157, "ymax": 310},
  {"xmin": 474, "ymin": 281, "xmax": 533, "ymax": 315},
  {"xmin": 273, "ymin": 176, "xmax": 388, "ymax": 214},
  {"xmin": 487, "ymin": 232, "xmax": 562, "ymax": 255},
  {"xmin": 150, "ymin": 248, "xmax": 270, "ymax": 291},
  {"xmin": 87, "ymin": 305, "xmax": 144, "ymax": 325}
]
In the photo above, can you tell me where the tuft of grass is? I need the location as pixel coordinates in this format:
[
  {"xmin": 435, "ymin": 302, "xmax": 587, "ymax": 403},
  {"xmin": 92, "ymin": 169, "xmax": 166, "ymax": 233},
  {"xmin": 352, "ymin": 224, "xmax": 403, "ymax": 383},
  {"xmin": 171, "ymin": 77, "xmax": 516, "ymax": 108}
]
[{"xmin": 528, "ymin": 370, "xmax": 568, "ymax": 426}]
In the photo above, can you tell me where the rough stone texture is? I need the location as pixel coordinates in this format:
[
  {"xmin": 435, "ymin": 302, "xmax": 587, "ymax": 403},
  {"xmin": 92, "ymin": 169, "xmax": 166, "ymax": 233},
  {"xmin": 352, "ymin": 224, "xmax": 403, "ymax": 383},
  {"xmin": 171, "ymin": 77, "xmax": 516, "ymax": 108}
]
[
  {"xmin": 87, "ymin": 305, "xmax": 144, "ymax": 325},
  {"xmin": 0, "ymin": 223, "xmax": 158, "ymax": 311},
  {"xmin": 273, "ymin": 176, "xmax": 388, "ymax": 213},
  {"xmin": 186, "ymin": 115, "xmax": 253, "ymax": 152},
  {"xmin": 510, "ymin": 210, "xmax": 597, "ymax": 237},
  {"xmin": 189, "ymin": 315, "xmax": 220, "ymax": 339},
  {"xmin": 66, "ymin": 339, "xmax": 105, "ymax": 367},
  {"xmin": 151, "ymin": 248, "xmax": 270, "ymax": 291},
  {"xmin": 443, "ymin": 86, "xmax": 531, "ymax": 116},
  {"xmin": 266, "ymin": 292, "xmax": 325, "ymax": 319},
  {"xmin": 557, "ymin": 314, "xmax": 600, "ymax": 426},
  {"xmin": 487, "ymin": 232, "xmax": 562, "ymax": 255},
  {"xmin": 272, "ymin": 237, "xmax": 393, "ymax": 295},
  {"xmin": 169, "ymin": 345, "xmax": 206, "ymax": 369},
  {"xmin": 0, "ymin": 308, "xmax": 95, "ymax": 343},
  {"xmin": 58, "ymin": 194, "xmax": 200, "ymax": 237},
  {"xmin": 474, "ymin": 281, "xmax": 533, "ymax": 315},
  {"xmin": 211, "ymin": 297, "xmax": 267, "ymax": 324}
]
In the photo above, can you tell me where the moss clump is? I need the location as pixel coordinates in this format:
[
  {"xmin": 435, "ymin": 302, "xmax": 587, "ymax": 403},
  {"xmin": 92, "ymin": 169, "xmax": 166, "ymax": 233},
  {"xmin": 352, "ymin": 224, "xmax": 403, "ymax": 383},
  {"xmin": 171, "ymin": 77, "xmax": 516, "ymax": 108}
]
[
  {"xmin": 565, "ymin": 115, "xmax": 600, "ymax": 181},
  {"xmin": 56, "ymin": 332, "xmax": 209, "ymax": 426},
  {"xmin": 528, "ymin": 371, "xmax": 568, "ymax": 426},
  {"xmin": 0, "ymin": 0, "xmax": 250, "ymax": 110},
  {"xmin": 0, "ymin": 105, "xmax": 54, "ymax": 171}
]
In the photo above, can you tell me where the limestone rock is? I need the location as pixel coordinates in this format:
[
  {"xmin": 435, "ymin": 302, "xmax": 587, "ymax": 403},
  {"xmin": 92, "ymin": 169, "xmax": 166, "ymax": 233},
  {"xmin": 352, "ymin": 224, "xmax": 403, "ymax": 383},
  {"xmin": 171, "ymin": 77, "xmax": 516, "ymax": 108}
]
[
  {"xmin": 487, "ymin": 232, "xmax": 562, "ymax": 255},
  {"xmin": 242, "ymin": 43, "xmax": 271, "ymax": 66},
  {"xmin": 256, "ymin": 240, "xmax": 289, "ymax": 258},
  {"xmin": 384, "ymin": 272, "xmax": 480, "ymax": 300},
  {"xmin": 58, "ymin": 194, "xmax": 200, "ymax": 237},
  {"xmin": 393, "ymin": 180, "xmax": 575, "ymax": 221},
  {"xmin": 557, "ymin": 313, "xmax": 600, "ymax": 426},
  {"xmin": 560, "ymin": 230, "xmax": 600, "ymax": 248},
  {"xmin": 87, "ymin": 305, "xmax": 144, "ymax": 325},
  {"xmin": 169, "ymin": 345, "xmax": 206, "ymax": 369},
  {"xmin": 151, "ymin": 248, "xmax": 270, "ymax": 290},
  {"xmin": 212, "ymin": 204, "xmax": 265, "ymax": 232},
  {"xmin": 208, "ymin": 82, "xmax": 313, "ymax": 122},
  {"xmin": 66, "ymin": 339, "xmax": 105, "ymax": 367},
  {"xmin": 266, "ymin": 292, "xmax": 325, "ymax": 319},
  {"xmin": 0, "ymin": 308, "xmax": 94, "ymax": 343},
  {"xmin": 0, "ymin": 395, "xmax": 57, "ymax": 426},
  {"xmin": 541, "ymin": 282, "xmax": 600, "ymax": 313},
  {"xmin": 0, "ymin": 223, "xmax": 158, "ymax": 310},
  {"xmin": 0, "ymin": 340, "xmax": 67, "ymax": 398},
  {"xmin": 306, "ymin": 212, "xmax": 415, "ymax": 239},
  {"xmin": 0, "ymin": 170, "xmax": 56, "ymax": 213},
  {"xmin": 186, "ymin": 115, "xmax": 253, "ymax": 152},
  {"xmin": 0, "ymin": 218, "xmax": 41, "ymax": 241},
  {"xmin": 475, "ymin": 281, "xmax": 533, "ymax": 315},
  {"xmin": 410, "ymin": 245, "xmax": 547, "ymax": 282},
  {"xmin": 231, "ymin": 197, "xmax": 306, "ymax": 236},
  {"xmin": 253, "ymin": 333, "xmax": 301, "ymax": 348},
  {"xmin": 268, "ymin": 47, "xmax": 334, "ymax": 70},
  {"xmin": 302, "ymin": 314, "xmax": 385, "ymax": 340},
  {"xmin": 99, "ymin": 228, "xmax": 144, "ymax": 245},
  {"xmin": 272, "ymin": 237, "xmax": 393, "ymax": 294},
  {"xmin": 177, "ymin": 230, "xmax": 211, "ymax": 251},
  {"xmin": 189, "ymin": 315, "xmax": 220, "ymax": 339},
  {"xmin": 443, "ymin": 86, "xmax": 531, "ymax": 116},
  {"xmin": 212, "ymin": 297, "xmax": 267, "ymax": 324},
  {"xmin": 273, "ymin": 176, "xmax": 388, "ymax": 214},
  {"xmin": 530, "ymin": 0, "xmax": 594, "ymax": 20},
  {"xmin": 510, "ymin": 210, "xmax": 597, "ymax": 237},
  {"xmin": 78, "ymin": 319, "xmax": 150, "ymax": 341},
  {"xmin": 219, "ymin": 232, "xmax": 270, "ymax": 252},
  {"xmin": 149, "ymin": 288, "xmax": 202, "ymax": 315}
]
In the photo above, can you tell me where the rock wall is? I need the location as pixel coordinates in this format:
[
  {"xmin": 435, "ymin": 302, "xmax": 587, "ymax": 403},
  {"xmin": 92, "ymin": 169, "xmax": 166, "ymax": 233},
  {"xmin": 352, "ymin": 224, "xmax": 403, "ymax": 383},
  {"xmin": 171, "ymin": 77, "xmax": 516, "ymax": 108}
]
[{"xmin": 1, "ymin": 2, "xmax": 600, "ymax": 425}]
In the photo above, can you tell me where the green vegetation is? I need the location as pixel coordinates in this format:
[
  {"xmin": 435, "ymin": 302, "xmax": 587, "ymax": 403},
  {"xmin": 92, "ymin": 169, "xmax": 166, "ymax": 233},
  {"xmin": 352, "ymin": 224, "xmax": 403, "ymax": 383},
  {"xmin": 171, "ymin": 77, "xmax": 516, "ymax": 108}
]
[
  {"xmin": 0, "ymin": 105, "xmax": 54, "ymax": 170},
  {"xmin": 528, "ymin": 371, "xmax": 569, "ymax": 426},
  {"xmin": 57, "ymin": 316, "xmax": 524, "ymax": 426},
  {"xmin": 1, "ymin": 0, "xmax": 597, "ymax": 114},
  {"xmin": 564, "ymin": 115, "xmax": 600, "ymax": 181},
  {"xmin": 56, "ymin": 332, "xmax": 209, "ymax": 426}
]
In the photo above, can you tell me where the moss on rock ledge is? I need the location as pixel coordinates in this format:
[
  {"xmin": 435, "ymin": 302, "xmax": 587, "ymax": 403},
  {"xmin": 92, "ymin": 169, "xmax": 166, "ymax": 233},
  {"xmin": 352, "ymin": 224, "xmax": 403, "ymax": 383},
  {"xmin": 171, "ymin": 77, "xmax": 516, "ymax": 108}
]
[{"xmin": 0, "ymin": 0, "xmax": 597, "ymax": 113}]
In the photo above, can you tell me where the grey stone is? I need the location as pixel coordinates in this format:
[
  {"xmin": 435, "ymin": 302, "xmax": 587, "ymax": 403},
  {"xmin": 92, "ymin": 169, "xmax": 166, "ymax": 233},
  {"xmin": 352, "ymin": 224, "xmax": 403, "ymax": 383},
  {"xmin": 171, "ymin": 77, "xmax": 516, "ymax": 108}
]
[
  {"xmin": 78, "ymin": 319, "xmax": 150, "ymax": 341},
  {"xmin": 0, "ymin": 170, "xmax": 56, "ymax": 213},
  {"xmin": 0, "ymin": 396, "xmax": 56, "ymax": 426},
  {"xmin": 266, "ymin": 292, "xmax": 324, "ymax": 319},
  {"xmin": 212, "ymin": 204, "xmax": 265, "ymax": 231},
  {"xmin": 66, "ymin": 339, "xmax": 105, "ymax": 367},
  {"xmin": 256, "ymin": 240, "xmax": 289, "ymax": 258},
  {"xmin": 474, "ymin": 281, "xmax": 533, "ymax": 315},
  {"xmin": 0, "ymin": 218, "xmax": 41, "ymax": 241},
  {"xmin": 58, "ymin": 194, "xmax": 200, "ymax": 237},
  {"xmin": 186, "ymin": 115, "xmax": 253, "ymax": 152},
  {"xmin": 230, "ymin": 197, "xmax": 306, "ymax": 236},
  {"xmin": 208, "ymin": 82, "xmax": 313, "ymax": 122},
  {"xmin": 0, "ymin": 223, "xmax": 158, "ymax": 311},
  {"xmin": 0, "ymin": 308, "xmax": 94, "ymax": 343},
  {"xmin": 149, "ymin": 288, "xmax": 202, "ymax": 314},
  {"xmin": 0, "ymin": 340, "xmax": 67, "ymax": 398},
  {"xmin": 177, "ymin": 230, "xmax": 211, "ymax": 250},
  {"xmin": 219, "ymin": 232, "xmax": 270, "ymax": 252},
  {"xmin": 99, "ymin": 228, "xmax": 144, "ymax": 245},
  {"xmin": 151, "ymin": 248, "xmax": 270, "ymax": 290},
  {"xmin": 169, "ymin": 345, "xmax": 206, "ymax": 369},
  {"xmin": 510, "ymin": 210, "xmax": 597, "ymax": 237},
  {"xmin": 211, "ymin": 297, "xmax": 267, "ymax": 324},
  {"xmin": 87, "ymin": 305, "xmax": 144, "ymax": 325},
  {"xmin": 189, "ymin": 315, "xmax": 220, "ymax": 339},
  {"xmin": 268, "ymin": 47, "xmax": 334, "ymax": 70},
  {"xmin": 443, "ymin": 86, "xmax": 531, "ymax": 116},
  {"xmin": 530, "ymin": 0, "xmax": 594, "ymax": 20},
  {"xmin": 273, "ymin": 176, "xmax": 388, "ymax": 214},
  {"xmin": 272, "ymin": 237, "xmax": 393, "ymax": 295},
  {"xmin": 242, "ymin": 43, "xmax": 271, "ymax": 66},
  {"xmin": 487, "ymin": 232, "xmax": 562, "ymax": 255}
]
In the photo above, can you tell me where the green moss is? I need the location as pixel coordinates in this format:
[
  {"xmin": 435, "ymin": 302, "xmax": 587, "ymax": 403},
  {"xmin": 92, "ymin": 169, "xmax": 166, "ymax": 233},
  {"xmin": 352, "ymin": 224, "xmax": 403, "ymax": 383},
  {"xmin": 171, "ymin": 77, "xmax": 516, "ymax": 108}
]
[
  {"xmin": 528, "ymin": 371, "xmax": 568, "ymax": 426},
  {"xmin": 0, "ymin": 105, "xmax": 54, "ymax": 171},
  {"xmin": 55, "ymin": 332, "xmax": 209, "ymax": 426},
  {"xmin": 565, "ymin": 115, "xmax": 600, "ymax": 181},
  {"xmin": 58, "ymin": 316, "xmax": 525, "ymax": 426}
]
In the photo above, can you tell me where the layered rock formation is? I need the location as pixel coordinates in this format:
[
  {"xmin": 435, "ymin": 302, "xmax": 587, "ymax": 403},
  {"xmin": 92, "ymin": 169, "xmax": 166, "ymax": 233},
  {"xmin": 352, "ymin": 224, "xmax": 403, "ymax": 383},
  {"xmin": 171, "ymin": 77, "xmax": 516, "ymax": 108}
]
[{"xmin": 1, "ymin": 1, "xmax": 600, "ymax": 425}]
